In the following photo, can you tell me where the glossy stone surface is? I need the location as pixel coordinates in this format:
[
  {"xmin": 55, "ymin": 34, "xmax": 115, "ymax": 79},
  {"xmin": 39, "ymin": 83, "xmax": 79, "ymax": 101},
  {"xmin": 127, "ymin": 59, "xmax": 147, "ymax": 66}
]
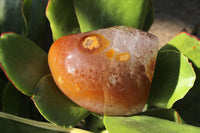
[{"xmin": 48, "ymin": 26, "xmax": 159, "ymax": 115}]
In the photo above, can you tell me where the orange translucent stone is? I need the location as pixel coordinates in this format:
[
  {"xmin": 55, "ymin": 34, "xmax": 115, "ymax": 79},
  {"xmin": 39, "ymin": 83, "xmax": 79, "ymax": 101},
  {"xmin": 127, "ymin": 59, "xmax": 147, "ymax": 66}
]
[{"xmin": 48, "ymin": 26, "xmax": 159, "ymax": 115}]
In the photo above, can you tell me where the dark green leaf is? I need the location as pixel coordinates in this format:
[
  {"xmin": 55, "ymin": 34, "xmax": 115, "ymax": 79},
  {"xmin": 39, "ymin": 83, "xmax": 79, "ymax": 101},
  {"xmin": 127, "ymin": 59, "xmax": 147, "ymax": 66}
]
[
  {"xmin": 25, "ymin": 0, "xmax": 51, "ymax": 49},
  {"xmin": 147, "ymin": 50, "xmax": 195, "ymax": 108},
  {"xmin": 22, "ymin": 0, "xmax": 32, "ymax": 23},
  {"xmin": 46, "ymin": 0, "xmax": 80, "ymax": 40},
  {"xmin": 0, "ymin": 68, "xmax": 7, "ymax": 89},
  {"xmin": 0, "ymin": 71, "xmax": 7, "ymax": 110},
  {"xmin": 142, "ymin": 0, "xmax": 154, "ymax": 31},
  {"xmin": 84, "ymin": 114, "xmax": 105, "ymax": 133},
  {"xmin": 0, "ymin": 33, "xmax": 50, "ymax": 96},
  {"xmin": 0, "ymin": 111, "xmax": 91, "ymax": 133},
  {"xmin": 173, "ymin": 64, "xmax": 200, "ymax": 126},
  {"xmin": 0, "ymin": 78, "xmax": 6, "ymax": 96},
  {"xmin": 141, "ymin": 108, "xmax": 184, "ymax": 123},
  {"xmin": 0, "ymin": 0, "xmax": 26, "ymax": 35},
  {"xmin": 32, "ymin": 74, "xmax": 89, "ymax": 127},
  {"xmin": 2, "ymin": 82, "xmax": 24, "ymax": 115},
  {"xmin": 73, "ymin": 0, "xmax": 154, "ymax": 32},
  {"xmin": 104, "ymin": 115, "xmax": 200, "ymax": 133},
  {"xmin": 1, "ymin": 81, "xmax": 44, "ymax": 121}
]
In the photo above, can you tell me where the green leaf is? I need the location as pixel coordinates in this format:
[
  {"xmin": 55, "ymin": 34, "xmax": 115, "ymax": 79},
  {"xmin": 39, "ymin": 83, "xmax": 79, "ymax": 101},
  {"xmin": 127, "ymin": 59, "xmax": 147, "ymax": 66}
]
[
  {"xmin": 32, "ymin": 74, "xmax": 89, "ymax": 127},
  {"xmin": 166, "ymin": 32, "xmax": 200, "ymax": 68},
  {"xmin": 22, "ymin": 0, "xmax": 32, "ymax": 23},
  {"xmin": 0, "ymin": 33, "xmax": 50, "ymax": 96},
  {"xmin": 142, "ymin": 0, "xmax": 154, "ymax": 31},
  {"xmin": 46, "ymin": 0, "xmax": 80, "ymax": 40},
  {"xmin": 164, "ymin": 32, "xmax": 200, "ymax": 126},
  {"xmin": 0, "ymin": 111, "xmax": 91, "ymax": 133},
  {"xmin": 2, "ymin": 82, "xmax": 24, "ymax": 115},
  {"xmin": 73, "ymin": 0, "xmax": 154, "ymax": 32},
  {"xmin": 25, "ymin": 0, "xmax": 51, "ymax": 49},
  {"xmin": 0, "ymin": 0, "xmax": 26, "ymax": 35},
  {"xmin": 141, "ymin": 108, "xmax": 184, "ymax": 123},
  {"xmin": 1, "ymin": 81, "xmax": 43, "ymax": 121},
  {"xmin": 84, "ymin": 114, "xmax": 105, "ymax": 133},
  {"xmin": 147, "ymin": 50, "xmax": 196, "ymax": 108},
  {"xmin": 104, "ymin": 115, "xmax": 200, "ymax": 133},
  {"xmin": 173, "ymin": 64, "xmax": 200, "ymax": 126}
]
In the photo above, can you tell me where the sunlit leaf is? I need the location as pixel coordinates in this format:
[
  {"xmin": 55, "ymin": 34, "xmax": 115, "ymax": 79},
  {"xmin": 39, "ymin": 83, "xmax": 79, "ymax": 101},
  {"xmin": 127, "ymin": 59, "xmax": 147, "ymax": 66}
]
[
  {"xmin": 104, "ymin": 115, "xmax": 200, "ymax": 133},
  {"xmin": 46, "ymin": 0, "xmax": 80, "ymax": 40},
  {"xmin": 0, "ymin": 33, "xmax": 50, "ymax": 96},
  {"xmin": 163, "ymin": 32, "xmax": 200, "ymax": 126},
  {"xmin": 165, "ymin": 32, "xmax": 200, "ymax": 68},
  {"xmin": 73, "ymin": 0, "xmax": 154, "ymax": 32},
  {"xmin": 32, "ymin": 74, "xmax": 89, "ymax": 127},
  {"xmin": 147, "ymin": 50, "xmax": 195, "ymax": 108}
]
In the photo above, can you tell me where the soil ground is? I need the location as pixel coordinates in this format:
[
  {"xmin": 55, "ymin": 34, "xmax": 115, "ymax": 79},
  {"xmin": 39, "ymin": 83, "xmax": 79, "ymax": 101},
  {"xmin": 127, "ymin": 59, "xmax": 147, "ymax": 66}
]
[{"xmin": 149, "ymin": 0, "xmax": 200, "ymax": 47}]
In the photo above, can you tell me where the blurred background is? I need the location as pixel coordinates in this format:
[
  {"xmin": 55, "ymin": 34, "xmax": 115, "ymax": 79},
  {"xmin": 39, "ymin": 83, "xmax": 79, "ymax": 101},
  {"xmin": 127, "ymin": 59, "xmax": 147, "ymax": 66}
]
[{"xmin": 149, "ymin": 0, "xmax": 200, "ymax": 47}]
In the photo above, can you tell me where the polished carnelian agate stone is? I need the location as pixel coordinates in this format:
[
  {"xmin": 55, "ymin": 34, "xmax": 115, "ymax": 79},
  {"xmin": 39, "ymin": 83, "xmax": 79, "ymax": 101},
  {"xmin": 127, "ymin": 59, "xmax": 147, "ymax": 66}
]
[{"xmin": 48, "ymin": 26, "xmax": 159, "ymax": 115}]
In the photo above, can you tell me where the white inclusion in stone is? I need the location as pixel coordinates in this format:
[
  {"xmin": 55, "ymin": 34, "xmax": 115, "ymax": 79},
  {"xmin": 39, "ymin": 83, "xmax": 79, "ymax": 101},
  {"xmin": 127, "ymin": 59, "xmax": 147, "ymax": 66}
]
[
  {"xmin": 109, "ymin": 74, "xmax": 120, "ymax": 86},
  {"xmin": 67, "ymin": 66, "xmax": 76, "ymax": 74},
  {"xmin": 67, "ymin": 55, "xmax": 73, "ymax": 59}
]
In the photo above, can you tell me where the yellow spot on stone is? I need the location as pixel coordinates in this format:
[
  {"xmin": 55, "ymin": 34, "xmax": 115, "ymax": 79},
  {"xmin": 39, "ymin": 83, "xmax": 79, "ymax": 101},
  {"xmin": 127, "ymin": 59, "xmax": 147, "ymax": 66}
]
[
  {"xmin": 75, "ymin": 84, "xmax": 80, "ymax": 92},
  {"xmin": 58, "ymin": 76, "xmax": 64, "ymax": 84},
  {"xmin": 105, "ymin": 49, "xmax": 115, "ymax": 59},
  {"xmin": 82, "ymin": 36, "xmax": 100, "ymax": 50},
  {"xmin": 116, "ymin": 53, "xmax": 130, "ymax": 62}
]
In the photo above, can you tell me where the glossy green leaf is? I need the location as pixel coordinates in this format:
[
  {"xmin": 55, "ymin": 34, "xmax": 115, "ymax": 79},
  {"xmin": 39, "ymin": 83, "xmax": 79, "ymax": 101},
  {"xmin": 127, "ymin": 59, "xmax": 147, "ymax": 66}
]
[
  {"xmin": 0, "ymin": 0, "xmax": 26, "ymax": 35},
  {"xmin": 0, "ymin": 33, "xmax": 50, "ymax": 96},
  {"xmin": 159, "ymin": 32, "xmax": 200, "ymax": 126},
  {"xmin": 73, "ymin": 0, "xmax": 153, "ymax": 32},
  {"xmin": 0, "ymin": 111, "xmax": 91, "ymax": 133},
  {"xmin": 32, "ymin": 74, "xmax": 89, "ymax": 127},
  {"xmin": 163, "ymin": 32, "xmax": 200, "ymax": 126},
  {"xmin": 104, "ymin": 115, "xmax": 200, "ymax": 133},
  {"xmin": 166, "ymin": 32, "xmax": 200, "ymax": 68},
  {"xmin": 46, "ymin": 0, "xmax": 80, "ymax": 40},
  {"xmin": 147, "ymin": 50, "xmax": 196, "ymax": 108},
  {"xmin": 141, "ymin": 108, "xmax": 184, "ymax": 123}
]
